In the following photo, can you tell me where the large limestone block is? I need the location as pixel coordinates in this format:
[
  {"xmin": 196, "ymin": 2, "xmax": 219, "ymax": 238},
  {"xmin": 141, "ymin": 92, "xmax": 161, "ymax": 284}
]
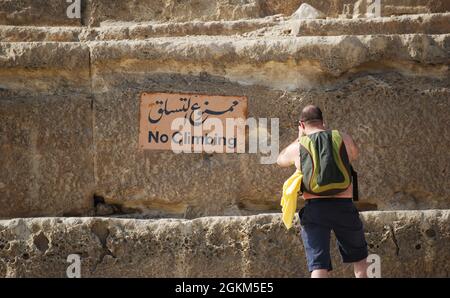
[
  {"xmin": 87, "ymin": 0, "xmax": 450, "ymax": 25},
  {"xmin": 0, "ymin": 35, "xmax": 448, "ymax": 218},
  {"xmin": 291, "ymin": 13, "xmax": 450, "ymax": 36},
  {"xmin": 0, "ymin": 42, "xmax": 91, "ymax": 95},
  {"xmin": 87, "ymin": 0, "xmax": 265, "ymax": 26},
  {"xmin": 0, "ymin": 210, "xmax": 448, "ymax": 277},
  {"xmin": 91, "ymin": 74, "xmax": 251, "ymax": 218},
  {"xmin": 0, "ymin": 95, "xmax": 95, "ymax": 218},
  {"xmin": 0, "ymin": 26, "xmax": 83, "ymax": 42},
  {"xmin": 1, "ymin": 13, "xmax": 448, "ymax": 42},
  {"xmin": 0, "ymin": 0, "xmax": 83, "ymax": 26},
  {"xmin": 1, "ymin": 0, "xmax": 449, "ymax": 27},
  {"xmin": 0, "ymin": 42, "xmax": 94, "ymax": 218},
  {"xmin": 300, "ymin": 0, "xmax": 450, "ymax": 17},
  {"xmin": 89, "ymin": 35, "xmax": 449, "ymax": 88},
  {"xmin": 291, "ymin": 3, "xmax": 325, "ymax": 19},
  {"xmin": 90, "ymin": 36, "xmax": 449, "ymax": 215}
]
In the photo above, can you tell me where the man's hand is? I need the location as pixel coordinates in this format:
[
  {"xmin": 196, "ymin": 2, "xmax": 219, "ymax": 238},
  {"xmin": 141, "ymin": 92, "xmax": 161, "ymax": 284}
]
[{"xmin": 298, "ymin": 125, "xmax": 305, "ymax": 139}]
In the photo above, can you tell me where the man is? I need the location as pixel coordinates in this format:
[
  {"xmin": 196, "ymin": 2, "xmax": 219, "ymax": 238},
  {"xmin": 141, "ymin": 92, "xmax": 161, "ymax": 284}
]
[{"xmin": 277, "ymin": 105, "xmax": 369, "ymax": 278}]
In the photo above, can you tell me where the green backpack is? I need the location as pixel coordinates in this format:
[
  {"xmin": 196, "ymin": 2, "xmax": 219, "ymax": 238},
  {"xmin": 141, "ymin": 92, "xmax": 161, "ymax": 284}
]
[{"xmin": 299, "ymin": 130, "xmax": 352, "ymax": 196}]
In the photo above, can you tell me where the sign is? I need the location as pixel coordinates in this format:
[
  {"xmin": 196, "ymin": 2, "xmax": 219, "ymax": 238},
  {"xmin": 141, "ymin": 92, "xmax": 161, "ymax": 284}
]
[{"xmin": 139, "ymin": 92, "xmax": 248, "ymax": 151}]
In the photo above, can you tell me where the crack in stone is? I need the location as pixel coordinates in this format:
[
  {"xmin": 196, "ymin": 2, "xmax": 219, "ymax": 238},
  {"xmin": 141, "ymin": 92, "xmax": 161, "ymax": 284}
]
[
  {"xmin": 90, "ymin": 221, "xmax": 116, "ymax": 273},
  {"xmin": 389, "ymin": 226, "xmax": 400, "ymax": 256}
]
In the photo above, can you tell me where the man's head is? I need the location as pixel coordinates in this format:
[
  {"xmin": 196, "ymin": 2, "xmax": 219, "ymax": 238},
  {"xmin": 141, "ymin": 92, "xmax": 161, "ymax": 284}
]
[{"xmin": 299, "ymin": 105, "xmax": 324, "ymax": 131}]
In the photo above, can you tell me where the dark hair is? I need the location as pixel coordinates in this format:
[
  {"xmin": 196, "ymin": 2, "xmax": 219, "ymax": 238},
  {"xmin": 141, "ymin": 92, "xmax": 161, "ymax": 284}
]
[{"xmin": 300, "ymin": 105, "xmax": 323, "ymax": 123}]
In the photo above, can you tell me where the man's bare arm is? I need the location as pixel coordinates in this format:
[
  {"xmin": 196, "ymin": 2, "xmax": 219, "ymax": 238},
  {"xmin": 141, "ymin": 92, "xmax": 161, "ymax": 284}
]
[{"xmin": 277, "ymin": 139, "xmax": 299, "ymax": 168}]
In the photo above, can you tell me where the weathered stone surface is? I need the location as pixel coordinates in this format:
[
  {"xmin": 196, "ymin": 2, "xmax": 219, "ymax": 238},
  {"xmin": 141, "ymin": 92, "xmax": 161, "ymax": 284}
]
[
  {"xmin": 92, "ymin": 74, "xmax": 450, "ymax": 214},
  {"xmin": 0, "ymin": 95, "xmax": 95, "ymax": 218},
  {"xmin": 290, "ymin": 13, "xmax": 450, "ymax": 36},
  {"xmin": 0, "ymin": 42, "xmax": 91, "ymax": 95},
  {"xmin": 0, "ymin": 42, "xmax": 88, "ymax": 70},
  {"xmin": 0, "ymin": 42, "xmax": 94, "ymax": 218},
  {"xmin": 291, "ymin": 3, "xmax": 325, "ymax": 19},
  {"xmin": 351, "ymin": 0, "xmax": 439, "ymax": 18},
  {"xmin": 88, "ymin": 35, "xmax": 449, "ymax": 215},
  {"xmin": 84, "ymin": 0, "xmax": 450, "ymax": 25},
  {"xmin": 0, "ymin": 210, "xmax": 448, "ymax": 277},
  {"xmin": 312, "ymin": 0, "xmax": 450, "ymax": 17},
  {"xmin": 0, "ymin": 0, "xmax": 82, "ymax": 26},
  {"xmin": 0, "ymin": 32, "xmax": 448, "ymax": 218},
  {"xmin": 89, "ymin": 0, "xmax": 449, "ymax": 24},
  {"xmin": 1, "ymin": 0, "xmax": 449, "ymax": 27},
  {"xmin": 89, "ymin": 35, "xmax": 450, "ymax": 87},
  {"xmin": 88, "ymin": 0, "xmax": 266, "ymax": 26},
  {"xmin": 1, "ymin": 13, "xmax": 448, "ymax": 43},
  {"xmin": 84, "ymin": 16, "xmax": 283, "ymax": 40},
  {"xmin": 0, "ymin": 26, "xmax": 82, "ymax": 42}
]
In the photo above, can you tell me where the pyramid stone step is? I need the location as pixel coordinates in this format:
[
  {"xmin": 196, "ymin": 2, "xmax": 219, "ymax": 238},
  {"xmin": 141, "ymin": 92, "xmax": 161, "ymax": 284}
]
[
  {"xmin": 0, "ymin": 210, "xmax": 448, "ymax": 277},
  {"xmin": 1, "ymin": 34, "xmax": 449, "ymax": 218},
  {"xmin": 290, "ymin": 12, "xmax": 450, "ymax": 36},
  {"xmin": 1, "ymin": 13, "xmax": 449, "ymax": 42},
  {"xmin": 1, "ymin": 0, "xmax": 449, "ymax": 27}
]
